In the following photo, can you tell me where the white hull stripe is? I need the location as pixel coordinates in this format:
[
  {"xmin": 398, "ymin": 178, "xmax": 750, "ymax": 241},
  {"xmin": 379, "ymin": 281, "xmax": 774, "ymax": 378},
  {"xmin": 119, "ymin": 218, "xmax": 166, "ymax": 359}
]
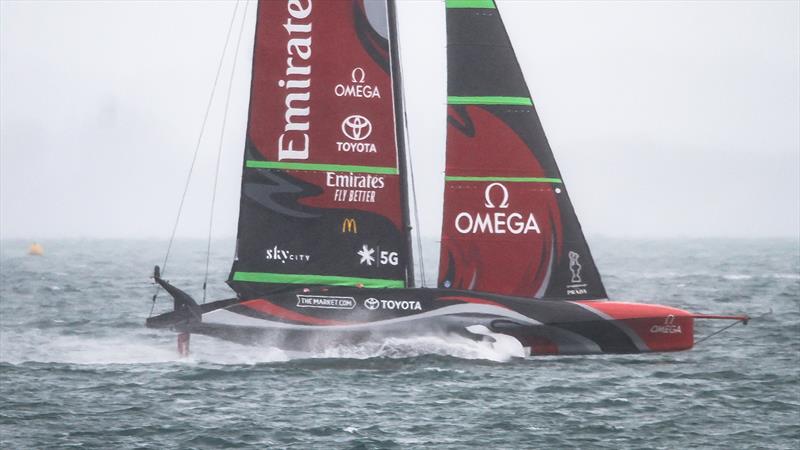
[
  {"xmin": 203, "ymin": 302, "xmax": 609, "ymax": 355},
  {"xmin": 204, "ymin": 303, "xmax": 542, "ymax": 330}
]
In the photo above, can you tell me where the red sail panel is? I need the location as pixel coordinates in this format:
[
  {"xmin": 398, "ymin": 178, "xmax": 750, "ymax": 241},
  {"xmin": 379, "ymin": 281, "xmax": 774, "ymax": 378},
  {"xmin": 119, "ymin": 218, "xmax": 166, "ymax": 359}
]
[
  {"xmin": 229, "ymin": 0, "xmax": 409, "ymax": 296},
  {"xmin": 440, "ymin": 105, "xmax": 563, "ymax": 296},
  {"xmin": 439, "ymin": 1, "xmax": 607, "ymax": 300},
  {"xmin": 248, "ymin": 0, "xmax": 399, "ymax": 189}
]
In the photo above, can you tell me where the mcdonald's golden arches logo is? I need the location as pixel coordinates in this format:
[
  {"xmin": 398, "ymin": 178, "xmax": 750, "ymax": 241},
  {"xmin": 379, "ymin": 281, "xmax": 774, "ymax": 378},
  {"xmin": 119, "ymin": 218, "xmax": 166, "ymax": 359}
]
[{"xmin": 341, "ymin": 218, "xmax": 358, "ymax": 234}]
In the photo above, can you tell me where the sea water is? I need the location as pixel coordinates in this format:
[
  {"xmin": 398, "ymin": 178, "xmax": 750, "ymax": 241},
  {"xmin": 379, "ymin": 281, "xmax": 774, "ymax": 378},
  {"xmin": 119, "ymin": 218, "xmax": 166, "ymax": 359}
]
[{"xmin": 1, "ymin": 238, "xmax": 798, "ymax": 448}]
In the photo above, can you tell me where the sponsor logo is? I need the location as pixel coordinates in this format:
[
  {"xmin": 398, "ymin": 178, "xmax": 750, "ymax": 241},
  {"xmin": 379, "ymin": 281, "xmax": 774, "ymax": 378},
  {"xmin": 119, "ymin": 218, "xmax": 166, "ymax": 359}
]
[
  {"xmin": 334, "ymin": 67, "xmax": 382, "ymax": 99},
  {"xmin": 327, "ymin": 172, "xmax": 385, "ymax": 203},
  {"xmin": 364, "ymin": 297, "xmax": 380, "ymax": 310},
  {"xmin": 341, "ymin": 218, "xmax": 358, "ymax": 234},
  {"xmin": 277, "ymin": 0, "xmax": 313, "ymax": 161},
  {"xmin": 357, "ymin": 244, "xmax": 399, "ymax": 267},
  {"xmin": 566, "ymin": 286, "xmax": 588, "ymax": 296},
  {"xmin": 650, "ymin": 315, "xmax": 683, "ymax": 334},
  {"xmin": 341, "ymin": 115, "xmax": 372, "ymax": 141},
  {"xmin": 296, "ymin": 295, "xmax": 355, "ymax": 310},
  {"xmin": 338, "ymin": 115, "xmax": 377, "ymax": 155},
  {"xmin": 326, "ymin": 172, "xmax": 384, "ymax": 189},
  {"xmin": 363, "ymin": 297, "xmax": 422, "ymax": 311},
  {"xmin": 454, "ymin": 183, "xmax": 541, "ymax": 235},
  {"xmin": 357, "ymin": 245, "xmax": 375, "ymax": 265},
  {"xmin": 566, "ymin": 251, "xmax": 587, "ymax": 295},
  {"xmin": 566, "ymin": 285, "xmax": 588, "ymax": 296},
  {"xmin": 265, "ymin": 245, "xmax": 310, "ymax": 264},
  {"xmin": 568, "ymin": 251, "xmax": 583, "ymax": 283},
  {"xmin": 337, "ymin": 142, "xmax": 377, "ymax": 154}
]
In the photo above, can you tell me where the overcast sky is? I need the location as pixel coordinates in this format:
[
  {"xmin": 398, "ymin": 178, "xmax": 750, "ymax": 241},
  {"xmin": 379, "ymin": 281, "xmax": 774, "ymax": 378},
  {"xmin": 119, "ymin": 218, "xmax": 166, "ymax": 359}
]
[{"xmin": 1, "ymin": 0, "xmax": 798, "ymax": 241}]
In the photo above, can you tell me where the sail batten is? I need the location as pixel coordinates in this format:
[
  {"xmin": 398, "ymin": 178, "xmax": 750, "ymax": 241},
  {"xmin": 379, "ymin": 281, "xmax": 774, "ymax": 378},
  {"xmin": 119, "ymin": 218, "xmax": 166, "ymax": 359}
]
[
  {"xmin": 446, "ymin": 0, "xmax": 496, "ymax": 9},
  {"xmin": 447, "ymin": 96, "xmax": 532, "ymax": 106},
  {"xmin": 245, "ymin": 161, "xmax": 399, "ymax": 175},
  {"xmin": 232, "ymin": 272, "xmax": 404, "ymax": 289},
  {"xmin": 445, "ymin": 176, "xmax": 562, "ymax": 183}
]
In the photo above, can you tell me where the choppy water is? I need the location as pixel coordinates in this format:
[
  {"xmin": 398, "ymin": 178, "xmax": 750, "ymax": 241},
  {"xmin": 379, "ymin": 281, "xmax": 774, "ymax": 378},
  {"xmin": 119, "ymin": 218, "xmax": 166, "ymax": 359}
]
[{"xmin": 1, "ymin": 238, "xmax": 798, "ymax": 449}]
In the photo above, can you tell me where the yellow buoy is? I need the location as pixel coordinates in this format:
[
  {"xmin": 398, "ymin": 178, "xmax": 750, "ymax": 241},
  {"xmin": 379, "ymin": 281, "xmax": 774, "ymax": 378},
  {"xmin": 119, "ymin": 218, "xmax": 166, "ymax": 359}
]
[{"xmin": 28, "ymin": 243, "xmax": 44, "ymax": 256}]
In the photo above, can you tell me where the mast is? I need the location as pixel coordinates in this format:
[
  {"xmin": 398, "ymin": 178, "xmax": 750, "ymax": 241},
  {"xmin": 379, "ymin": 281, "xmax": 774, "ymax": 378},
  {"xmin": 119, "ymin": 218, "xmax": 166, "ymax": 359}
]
[{"xmin": 387, "ymin": 0, "xmax": 415, "ymax": 287}]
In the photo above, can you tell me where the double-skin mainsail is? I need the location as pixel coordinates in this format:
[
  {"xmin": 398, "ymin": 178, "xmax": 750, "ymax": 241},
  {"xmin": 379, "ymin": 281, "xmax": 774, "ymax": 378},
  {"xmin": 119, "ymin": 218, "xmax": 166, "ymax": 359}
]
[{"xmin": 231, "ymin": 0, "xmax": 605, "ymax": 301}]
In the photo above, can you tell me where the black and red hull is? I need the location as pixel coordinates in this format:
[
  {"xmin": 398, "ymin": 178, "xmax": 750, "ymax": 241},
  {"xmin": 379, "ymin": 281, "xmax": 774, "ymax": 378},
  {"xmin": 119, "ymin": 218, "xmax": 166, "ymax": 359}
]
[{"xmin": 146, "ymin": 282, "xmax": 711, "ymax": 356}]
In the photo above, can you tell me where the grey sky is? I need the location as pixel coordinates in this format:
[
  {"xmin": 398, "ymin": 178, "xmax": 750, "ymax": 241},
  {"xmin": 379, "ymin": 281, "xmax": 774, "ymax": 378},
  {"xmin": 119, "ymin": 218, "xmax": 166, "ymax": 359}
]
[{"xmin": 1, "ymin": 0, "xmax": 798, "ymax": 240}]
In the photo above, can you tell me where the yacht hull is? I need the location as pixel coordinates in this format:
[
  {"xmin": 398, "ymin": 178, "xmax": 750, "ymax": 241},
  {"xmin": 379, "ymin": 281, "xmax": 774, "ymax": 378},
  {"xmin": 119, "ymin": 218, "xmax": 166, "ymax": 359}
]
[{"xmin": 146, "ymin": 286, "xmax": 699, "ymax": 356}]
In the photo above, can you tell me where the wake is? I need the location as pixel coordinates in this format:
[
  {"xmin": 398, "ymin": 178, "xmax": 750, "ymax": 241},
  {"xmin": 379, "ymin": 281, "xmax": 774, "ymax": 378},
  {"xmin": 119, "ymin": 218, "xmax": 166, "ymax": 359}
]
[{"xmin": 0, "ymin": 329, "xmax": 526, "ymax": 365}]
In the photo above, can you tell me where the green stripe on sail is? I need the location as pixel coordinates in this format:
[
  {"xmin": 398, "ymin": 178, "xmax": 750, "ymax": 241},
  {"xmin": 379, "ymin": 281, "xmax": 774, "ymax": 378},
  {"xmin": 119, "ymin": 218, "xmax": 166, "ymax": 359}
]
[
  {"xmin": 447, "ymin": 96, "xmax": 532, "ymax": 106},
  {"xmin": 445, "ymin": 176, "xmax": 562, "ymax": 184},
  {"xmin": 446, "ymin": 0, "xmax": 495, "ymax": 8},
  {"xmin": 246, "ymin": 160, "xmax": 398, "ymax": 175},
  {"xmin": 233, "ymin": 272, "xmax": 406, "ymax": 289}
]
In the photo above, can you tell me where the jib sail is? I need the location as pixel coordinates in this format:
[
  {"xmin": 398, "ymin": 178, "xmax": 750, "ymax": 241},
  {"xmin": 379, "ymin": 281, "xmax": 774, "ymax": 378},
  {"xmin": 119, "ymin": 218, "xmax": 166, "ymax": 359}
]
[
  {"xmin": 438, "ymin": 0, "xmax": 607, "ymax": 300},
  {"xmin": 229, "ymin": 0, "xmax": 411, "ymax": 297}
]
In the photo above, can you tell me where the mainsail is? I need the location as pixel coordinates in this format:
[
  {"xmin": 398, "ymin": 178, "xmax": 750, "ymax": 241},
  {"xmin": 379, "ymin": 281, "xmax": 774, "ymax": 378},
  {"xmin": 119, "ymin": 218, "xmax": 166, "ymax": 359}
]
[
  {"xmin": 438, "ymin": 0, "xmax": 607, "ymax": 300},
  {"xmin": 229, "ymin": 0, "xmax": 411, "ymax": 297}
]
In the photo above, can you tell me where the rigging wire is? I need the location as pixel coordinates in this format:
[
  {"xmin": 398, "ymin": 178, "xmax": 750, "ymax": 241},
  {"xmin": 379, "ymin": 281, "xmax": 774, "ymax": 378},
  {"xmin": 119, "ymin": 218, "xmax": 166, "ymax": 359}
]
[
  {"xmin": 150, "ymin": 1, "xmax": 241, "ymax": 315},
  {"xmin": 695, "ymin": 309, "xmax": 766, "ymax": 346},
  {"xmin": 203, "ymin": 0, "xmax": 250, "ymax": 303},
  {"xmin": 404, "ymin": 109, "xmax": 427, "ymax": 287},
  {"xmin": 694, "ymin": 318, "xmax": 748, "ymax": 346}
]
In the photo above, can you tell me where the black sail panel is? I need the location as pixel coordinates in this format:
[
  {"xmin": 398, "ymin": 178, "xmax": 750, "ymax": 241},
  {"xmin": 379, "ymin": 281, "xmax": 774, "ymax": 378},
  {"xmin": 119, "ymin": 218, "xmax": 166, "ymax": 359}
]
[
  {"xmin": 229, "ymin": 0, "xmax": 410, "ymax": 298},
  {"xmin": 438, "ymin": 0, "xmax": 607, "ymax": 300}
]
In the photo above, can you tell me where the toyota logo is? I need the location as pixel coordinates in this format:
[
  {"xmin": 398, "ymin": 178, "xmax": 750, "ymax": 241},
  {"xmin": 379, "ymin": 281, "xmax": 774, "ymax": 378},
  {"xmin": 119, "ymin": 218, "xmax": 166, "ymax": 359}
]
[
  {"xmin": 341, "ymin": 115, "xmax": 372, "ymax": 141},
  {"xmin": 364, "ymin": 298, "xmax": 380, "ymax": 310}
]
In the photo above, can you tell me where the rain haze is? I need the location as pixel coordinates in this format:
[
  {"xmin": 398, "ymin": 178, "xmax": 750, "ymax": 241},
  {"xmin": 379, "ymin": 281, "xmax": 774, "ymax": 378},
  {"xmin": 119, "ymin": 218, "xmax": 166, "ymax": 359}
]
[
  {"xmin": 2, "ymin": 5, "xmax": 800, "ymax": 446},
  {"xmin": 1, "ymin": 0, "xmax": 798, "ymax": 241}
]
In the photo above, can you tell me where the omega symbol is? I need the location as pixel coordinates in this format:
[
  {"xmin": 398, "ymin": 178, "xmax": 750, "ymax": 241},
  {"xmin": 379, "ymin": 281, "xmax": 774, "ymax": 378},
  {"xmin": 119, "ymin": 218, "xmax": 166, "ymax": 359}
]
[
  {"xmin": 351, "ymin": 67, "xmax": 366, "ymax": 83},
  {"xmin": 484, "ymin": 183, "xmax": 510, "ymax": 209}
]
